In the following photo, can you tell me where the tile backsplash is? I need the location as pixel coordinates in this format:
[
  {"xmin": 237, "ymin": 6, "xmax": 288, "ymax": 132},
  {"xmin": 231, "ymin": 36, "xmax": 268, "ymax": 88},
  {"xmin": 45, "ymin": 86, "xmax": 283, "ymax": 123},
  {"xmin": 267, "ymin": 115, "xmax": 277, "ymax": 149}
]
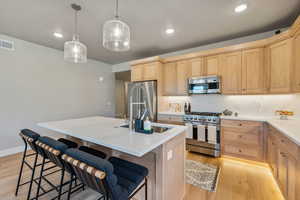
[{"xmin": 160, "ymin": 94, "xmax": 300, "ymax": 117}]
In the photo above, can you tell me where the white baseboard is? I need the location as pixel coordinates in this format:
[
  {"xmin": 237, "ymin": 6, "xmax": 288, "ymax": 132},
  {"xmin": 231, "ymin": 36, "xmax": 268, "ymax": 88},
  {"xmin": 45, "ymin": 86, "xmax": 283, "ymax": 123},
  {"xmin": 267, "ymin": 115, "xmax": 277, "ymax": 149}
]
[{"xmin": 0, "ymin": 146, "xmax": 25, "ymax": 157}]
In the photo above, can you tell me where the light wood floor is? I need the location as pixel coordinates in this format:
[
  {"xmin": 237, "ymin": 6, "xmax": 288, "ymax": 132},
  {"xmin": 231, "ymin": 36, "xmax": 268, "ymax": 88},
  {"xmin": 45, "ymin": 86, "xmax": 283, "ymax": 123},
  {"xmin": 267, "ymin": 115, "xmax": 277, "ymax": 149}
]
[{"xmin": 0, "ymin": 151, "xmax": 284, "ymax": 200}]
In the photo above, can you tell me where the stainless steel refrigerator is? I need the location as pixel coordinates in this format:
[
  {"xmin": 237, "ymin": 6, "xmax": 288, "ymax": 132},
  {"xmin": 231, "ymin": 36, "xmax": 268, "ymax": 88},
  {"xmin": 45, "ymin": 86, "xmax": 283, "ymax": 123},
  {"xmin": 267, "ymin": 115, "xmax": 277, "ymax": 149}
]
[{"xmin": 126, "ymin": 81, "xmax": 157, "ymax": 122}]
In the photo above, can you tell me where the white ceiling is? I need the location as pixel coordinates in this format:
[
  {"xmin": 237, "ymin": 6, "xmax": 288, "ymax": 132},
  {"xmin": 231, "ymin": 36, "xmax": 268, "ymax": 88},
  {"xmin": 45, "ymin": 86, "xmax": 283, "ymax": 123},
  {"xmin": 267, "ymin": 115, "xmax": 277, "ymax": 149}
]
[{"xmin": 0, "ymin": 0, "xmax": 299, "ymax": 64}]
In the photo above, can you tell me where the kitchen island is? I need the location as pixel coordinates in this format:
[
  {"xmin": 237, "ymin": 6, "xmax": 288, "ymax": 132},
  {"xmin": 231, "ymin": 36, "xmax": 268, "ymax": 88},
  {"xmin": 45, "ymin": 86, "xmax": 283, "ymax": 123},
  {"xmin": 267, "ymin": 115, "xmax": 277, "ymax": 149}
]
[{"xmin": 38, "ymin": 116, "xmax": 187, "ymax": 200}]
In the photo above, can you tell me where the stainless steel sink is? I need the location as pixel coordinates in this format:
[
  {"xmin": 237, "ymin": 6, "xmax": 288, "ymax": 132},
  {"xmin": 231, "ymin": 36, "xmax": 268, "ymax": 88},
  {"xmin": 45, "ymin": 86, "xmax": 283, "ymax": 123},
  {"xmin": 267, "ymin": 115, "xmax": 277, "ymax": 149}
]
[
  {"xmin": 152, "ymin": 126, "xmax": 170, "ymax": 133},
  {"xmin": 119, "ymin": 124, "xmax": 170, "ymax": 133}
]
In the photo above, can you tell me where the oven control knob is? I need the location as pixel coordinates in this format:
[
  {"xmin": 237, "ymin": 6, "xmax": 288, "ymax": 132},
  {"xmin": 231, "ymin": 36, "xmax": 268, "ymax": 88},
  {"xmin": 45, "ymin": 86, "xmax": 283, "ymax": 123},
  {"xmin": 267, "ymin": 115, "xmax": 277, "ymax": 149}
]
[{"xmin": 208, "ymin": 118, "xmax": 211, "ymax": 121}]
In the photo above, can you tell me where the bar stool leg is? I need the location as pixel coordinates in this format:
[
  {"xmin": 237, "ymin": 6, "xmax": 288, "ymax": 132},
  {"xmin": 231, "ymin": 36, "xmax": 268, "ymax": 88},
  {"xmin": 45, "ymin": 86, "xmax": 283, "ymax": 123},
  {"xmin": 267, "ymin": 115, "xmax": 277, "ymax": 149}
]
[
  {"xmin": 57, "ymin": 169, "xmax": 65, "ymax": 200},
  {"xmin": 26, "ymin": 153, "xmax": 39, "ymax": 200},
  {"xmin": 145, "ymin": 177, "xmax": 148, "ymax": 200},
  {"xmin": 15, "ymin": 141, "xmax": 27, "ymax": 196},
  {"xmin": 67, "ymin": 175, "xmax": 73, "ymax": 200},
  {"xmin": 35, "ymin": 156, "xmax": 46, "ymax": 200}
]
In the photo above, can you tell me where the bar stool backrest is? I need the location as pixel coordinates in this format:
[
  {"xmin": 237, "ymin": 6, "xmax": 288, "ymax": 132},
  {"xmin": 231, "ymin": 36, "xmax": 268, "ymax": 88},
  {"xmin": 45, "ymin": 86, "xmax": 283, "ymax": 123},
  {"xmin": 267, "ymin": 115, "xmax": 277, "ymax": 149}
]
[
  {"xmin": 62, "ymin": 153, "xmax": 108, "ymax": 194},
  {"xmin": 36, "ymin": 137, "xmax": 68, "ymax": 169},
  {"xmin": 19, "ymin": 129, "xmax": 40, "ymax": 153},
  {"xmin": 62, "ymin": 149, "xmax": 121, "ymax": 199}
]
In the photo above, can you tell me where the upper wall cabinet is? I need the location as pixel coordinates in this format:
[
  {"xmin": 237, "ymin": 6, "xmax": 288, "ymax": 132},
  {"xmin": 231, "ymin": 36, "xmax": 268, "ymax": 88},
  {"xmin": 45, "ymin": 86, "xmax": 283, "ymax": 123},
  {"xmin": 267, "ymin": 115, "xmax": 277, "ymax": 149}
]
[
  {"xmin": 267, "ymin": 39, "xmax": 293, "ymax": 94},
  {"xmin": 131, "ymin": 65, "xmax": 143, "ymax": 82},
  {"xmin": 219, "ymin": 51, "xmax": 242, "ymax": 94},
  {"xmin": 293, "ymin": 30, "xmax": 300, "ymax": 92},
  {"xmin": 163, "ymin": 62, "xmax": 178, "ymax": 96},
  {"xmin": 176, "ymin": 61, "xmax": 191, "ymax": 95},
  {"xmin": 190, "ymin": 57, "xmax": 205, "ymax": 77},
  {"xmin": 163, "ymin": 61, "xmax": 191, "ymax": 96},
  {"xmin": 131, "ymin": 62, "xmax": 162, "ymax": 82},
  {"xmin": 204, "ymin": 55, "xmax": 220, "ymax": 76},
  {"xmin": 242, "ymin": 48, "xmax": 267, "ymax": 94}
]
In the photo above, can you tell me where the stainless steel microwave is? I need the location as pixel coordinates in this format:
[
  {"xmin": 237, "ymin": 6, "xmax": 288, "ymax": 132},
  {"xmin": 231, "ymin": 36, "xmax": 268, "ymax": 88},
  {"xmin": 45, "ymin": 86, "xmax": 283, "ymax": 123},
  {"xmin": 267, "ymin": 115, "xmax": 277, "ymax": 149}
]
[{"xmin": 188, "ymin": 76, "xmax": 221, "ymax": 94}]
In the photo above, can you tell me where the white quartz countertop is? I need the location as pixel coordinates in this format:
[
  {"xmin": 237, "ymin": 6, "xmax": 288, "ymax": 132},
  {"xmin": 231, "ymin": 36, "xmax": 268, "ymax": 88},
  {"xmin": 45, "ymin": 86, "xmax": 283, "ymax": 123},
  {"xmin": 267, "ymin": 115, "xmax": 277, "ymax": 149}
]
[
  {"xmin": 221, "ymin": 115, "xmax": 300, "ymax": 146},
  {"xmin": 38, "ymin": 116, "xmax": 187, "ymax": 157}
]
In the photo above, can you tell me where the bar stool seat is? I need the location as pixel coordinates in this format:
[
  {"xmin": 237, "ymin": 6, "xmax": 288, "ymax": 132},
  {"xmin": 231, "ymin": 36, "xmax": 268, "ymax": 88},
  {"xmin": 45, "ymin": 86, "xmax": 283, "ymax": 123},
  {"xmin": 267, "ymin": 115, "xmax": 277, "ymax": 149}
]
[
  {"xmin": 108, "ymin": 157, "xmax": 148, "ymax": 195},
  {"xmin": 79, "ymin": 146, "xmax": 107, "ymax": 159}
]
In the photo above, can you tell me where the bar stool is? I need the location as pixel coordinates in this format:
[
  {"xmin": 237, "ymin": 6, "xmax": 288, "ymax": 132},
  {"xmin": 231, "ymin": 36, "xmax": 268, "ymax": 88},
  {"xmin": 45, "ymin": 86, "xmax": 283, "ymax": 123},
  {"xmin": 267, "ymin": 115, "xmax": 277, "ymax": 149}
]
[
  {"xmin": 34, "ymin": 136, "xmax": 82, "ymax": 200},
  {"xmin": 16, "ymin": 129, "xmax": 79, "ymax": 199},
  {"xmin": 62, "ymin": 148, "xmax": 148, "ymax": 200},
  {"xmin": 16, "ymin": 129, "xmax": 41, "ymax": 198}
]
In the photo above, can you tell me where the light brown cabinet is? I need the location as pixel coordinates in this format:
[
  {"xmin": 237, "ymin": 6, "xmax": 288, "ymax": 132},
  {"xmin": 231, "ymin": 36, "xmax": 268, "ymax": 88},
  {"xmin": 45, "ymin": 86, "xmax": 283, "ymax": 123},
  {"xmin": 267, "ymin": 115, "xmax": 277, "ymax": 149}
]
[
  {"xmin": 219, "ymin": 51, "xmax": 242, "ymax": 94},
  {"xmin": 267, "ymin": 125, "xmax": 298, "ymax": 200},
  {"xmin": 131, "ymin": 65, "xmax": 144, "ymax": 82},
  {"xmin": 176, "ymin": 61, "xmax": 191, "ymax": 95},
  {"xmin": 267, "ymin": 135, "xmax": 278, "ymax": 177},
  {"xmin": 267, "ymin": 39, "xmax": 293, "ymax": 93},
  {"xmin": 190, "ymin": 57, "xmax": 205, "ymax": 77},
  {"xmin": 293, "ymin": 30, "xmax": 300, "ymax": 92},
  {"xmin": 131, "ymin": 62, "xmax": 161, "ymax": 82},
  {"xmin": 277, "ymin": 149, "xmax": 297, "ymax": 200},
  {"xmin": 204, "ymin": 55, "xmax": 219, "ymax": 76},
  {"xmin": 221, "ymin": 119, "xmax": 264, "ymax": 162},
  {"xmin": 163, "ymin": 62, "xmax": 177, "ymax": 95},
  {"xmin": 242, "ymin": 48, "xmax": 267, "ymax": 94},
  {"xmin": 162, "ymin": 61, "xmax": 191, "ymax": 96}
]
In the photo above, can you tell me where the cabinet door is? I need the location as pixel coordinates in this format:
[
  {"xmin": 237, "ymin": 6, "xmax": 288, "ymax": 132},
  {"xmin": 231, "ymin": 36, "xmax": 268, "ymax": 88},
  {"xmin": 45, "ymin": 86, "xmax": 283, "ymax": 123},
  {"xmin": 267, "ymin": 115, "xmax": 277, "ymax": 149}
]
[
  {"xmin": 131, "ymin": 65, "xmax": 143, "ymax": 82},
  {"xmin": 267, "ymin": 135, "xmax": 278, "ymax": 178},
  {"xmin": 176, "ymin": 61, "xmax": 191, "ymax": 95},
  {"xmin": 268, "ymin": 39, "xmax": 292, "ymax": 93},
  {"xmin": 143, "ymin": 63, "xmax": 157, "ymax": 81},
  {"xmin": 204, "ymin": 55, "xmax": 219, "ymax": 75},
  {"xmin": 293, "ymin": 31, "xmax": 300, "ymax": 92},
  {"xmin": 242, "ymin": 48, "xmax": 267, "ymax": 94},
  {"xmin": 220, "ymin": 51, "xmax": 242, "ymax": 94},
  {"xmin": 163, "ymin": 62, "xmax": 177, "ymax": 95},
  {"xmin": 190, "ymin": 57, "xmax": 205, "ymax": 77},
  {"xmin": 277, "ymin": 150, "xmax": 297, "ymax": 200}
]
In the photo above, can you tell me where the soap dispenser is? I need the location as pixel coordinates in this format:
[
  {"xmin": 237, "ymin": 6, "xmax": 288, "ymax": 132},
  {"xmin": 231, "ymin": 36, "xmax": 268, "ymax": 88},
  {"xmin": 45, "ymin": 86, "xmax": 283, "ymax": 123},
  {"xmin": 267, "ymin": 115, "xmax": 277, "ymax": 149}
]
[{"xmin": 144, "ymin": 117, "xmax": 152, "ymax": 131}]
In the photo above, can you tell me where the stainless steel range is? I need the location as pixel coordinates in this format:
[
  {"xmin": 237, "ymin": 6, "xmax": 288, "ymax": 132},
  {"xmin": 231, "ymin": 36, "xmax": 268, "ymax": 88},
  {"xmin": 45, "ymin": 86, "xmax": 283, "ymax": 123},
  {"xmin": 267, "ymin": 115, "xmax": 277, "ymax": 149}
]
[{"xmin": 183, "ymin": 112, "xmax": 221, "ymax": 157}]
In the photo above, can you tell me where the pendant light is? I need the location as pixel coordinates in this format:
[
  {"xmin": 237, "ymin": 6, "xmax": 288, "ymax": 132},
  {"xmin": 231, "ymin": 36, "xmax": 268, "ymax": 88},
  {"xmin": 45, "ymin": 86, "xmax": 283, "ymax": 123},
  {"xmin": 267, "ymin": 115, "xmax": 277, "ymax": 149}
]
[
  {"xmin": 64, "ymin": 4, "xmax": 87, "ymax": 63},
  {"xmin": 103, "ymin": 0, "xmax": 130, "ymax": 52}
]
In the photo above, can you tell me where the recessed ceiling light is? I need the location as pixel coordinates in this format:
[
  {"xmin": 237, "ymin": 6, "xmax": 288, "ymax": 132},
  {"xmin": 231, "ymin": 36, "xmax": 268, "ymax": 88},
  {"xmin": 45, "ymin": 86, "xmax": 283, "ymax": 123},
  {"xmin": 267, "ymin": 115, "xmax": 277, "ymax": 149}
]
[
  {"xmin": 165, "ymin": 28, "xmax": 175, "ymax": 35},
  {"xmin": 53, "ymin": 32, "xmax": 63, "ymax": 38},
  {"xmin": 235, "ymin": 4, "xmax": 247, "ymax": 13}
]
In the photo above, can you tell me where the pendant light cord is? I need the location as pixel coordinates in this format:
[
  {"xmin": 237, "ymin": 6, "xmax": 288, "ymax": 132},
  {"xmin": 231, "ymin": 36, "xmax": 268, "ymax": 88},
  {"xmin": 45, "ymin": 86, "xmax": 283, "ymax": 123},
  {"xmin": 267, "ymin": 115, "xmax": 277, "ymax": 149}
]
[
  {"xmin": 74, "ymin": 9, "xmax": 78, "ymax": 36},
  {"xmin": 115, "ymin": 0, "xmax": 119, "ymax": 18}
]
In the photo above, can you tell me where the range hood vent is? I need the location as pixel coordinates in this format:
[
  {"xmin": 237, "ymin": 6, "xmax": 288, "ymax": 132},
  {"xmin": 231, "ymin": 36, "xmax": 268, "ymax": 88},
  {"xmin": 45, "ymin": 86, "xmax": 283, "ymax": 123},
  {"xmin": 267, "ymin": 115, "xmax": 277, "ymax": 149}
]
[{"xmin": 0, "ymin": 39, "xmax": 14, "ymax": 51}]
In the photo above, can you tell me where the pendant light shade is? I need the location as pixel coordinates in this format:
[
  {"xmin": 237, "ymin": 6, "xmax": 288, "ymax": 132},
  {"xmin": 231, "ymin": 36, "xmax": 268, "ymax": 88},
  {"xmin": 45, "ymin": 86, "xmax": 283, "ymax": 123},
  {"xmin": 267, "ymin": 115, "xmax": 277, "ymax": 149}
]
[
  {"xmin": 64, "ymin": 4, "xmax": 87, "ymax": 63},
  {"xmin": 103, "ymin": 0, "xmax": 130, "ymax": 52}
]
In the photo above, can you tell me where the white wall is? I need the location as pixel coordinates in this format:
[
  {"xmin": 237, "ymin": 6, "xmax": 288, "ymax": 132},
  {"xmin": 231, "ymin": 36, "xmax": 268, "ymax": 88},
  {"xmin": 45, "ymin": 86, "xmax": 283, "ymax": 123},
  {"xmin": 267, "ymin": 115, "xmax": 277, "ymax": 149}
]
[
  {"xmin": 160, "ymin": 94, "xmax": 300, "ymax": 118},
  {"xmin": 112, "ymin": 28, "xmax": 287, "ymax": 72},
  {"xmin": 0, "ymin": 34, "xmax": 115, "ymax": 155}
]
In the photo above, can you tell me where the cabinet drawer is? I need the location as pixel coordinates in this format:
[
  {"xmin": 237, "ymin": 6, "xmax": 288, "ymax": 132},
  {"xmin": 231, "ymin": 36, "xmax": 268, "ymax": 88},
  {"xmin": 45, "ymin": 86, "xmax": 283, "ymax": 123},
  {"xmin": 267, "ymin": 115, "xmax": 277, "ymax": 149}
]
[
  {"xmin": 223, "ymin": 144, "xmax": 261, "ymax": 159},
  {"xmin": 268, "ymin": 125, "xmax": 298, "ymax": 158},
  {"xmin": 222, "ymin": 128, "xmax": 260, "ymax": 146},
  {"xmin": 222, "ymin": 119, "xmax": 262, "ymax": 128}
]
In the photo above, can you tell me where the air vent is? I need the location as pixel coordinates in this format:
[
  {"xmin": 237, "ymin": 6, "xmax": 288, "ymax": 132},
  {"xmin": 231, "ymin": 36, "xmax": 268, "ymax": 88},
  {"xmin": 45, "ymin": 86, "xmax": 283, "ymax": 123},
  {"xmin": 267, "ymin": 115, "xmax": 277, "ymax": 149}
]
[{"xmin": 0, "ymin": 39, "xmax": 14, "ymax": 51}]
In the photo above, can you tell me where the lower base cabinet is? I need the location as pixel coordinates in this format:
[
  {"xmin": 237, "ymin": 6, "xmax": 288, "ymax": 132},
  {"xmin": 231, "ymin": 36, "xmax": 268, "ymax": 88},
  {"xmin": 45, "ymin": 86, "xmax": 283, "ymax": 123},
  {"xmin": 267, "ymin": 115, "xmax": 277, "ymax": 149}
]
[
  {"xmin": 267, "ymin": 126, "xmax": 298, "ymax": 200},
  {"xmin": 222, "ymin": 119, "xmax": 300, "ymax": 200}
]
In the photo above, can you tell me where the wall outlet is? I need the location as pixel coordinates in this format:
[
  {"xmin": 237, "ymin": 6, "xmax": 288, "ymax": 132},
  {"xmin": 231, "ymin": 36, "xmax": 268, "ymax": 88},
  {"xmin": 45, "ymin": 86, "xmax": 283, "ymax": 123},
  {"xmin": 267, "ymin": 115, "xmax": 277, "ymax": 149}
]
[{"xmin": 167, "ymin": 150, "xmax": 173, "ymax": 160}]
